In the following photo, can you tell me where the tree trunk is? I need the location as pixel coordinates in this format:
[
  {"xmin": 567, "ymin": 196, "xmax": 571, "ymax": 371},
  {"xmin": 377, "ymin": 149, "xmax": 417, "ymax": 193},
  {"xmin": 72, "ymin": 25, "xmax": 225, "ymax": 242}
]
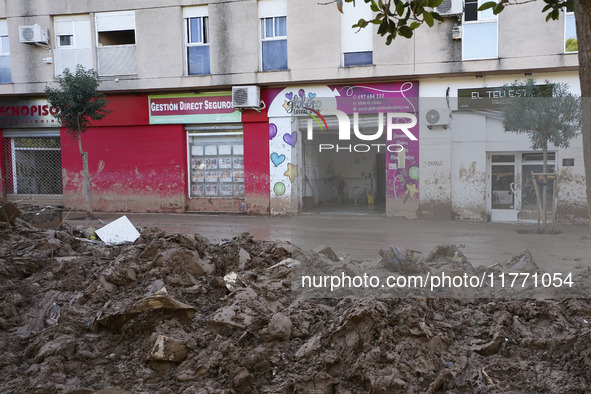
[
  {"xmin": 574, "ymin": 1, "xmax": 591, "ymax": 230},
  {"xmin": 542, "ymin": 145, "xmax": 548, "ymax": 233},
  {"xmin": 77, "ymin": 133, "xmax": 93, "ymax": 219}
]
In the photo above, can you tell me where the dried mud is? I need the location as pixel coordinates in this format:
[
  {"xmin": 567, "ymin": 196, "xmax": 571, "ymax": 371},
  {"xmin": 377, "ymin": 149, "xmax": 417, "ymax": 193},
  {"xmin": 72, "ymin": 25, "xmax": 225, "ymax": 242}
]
[{"xmin": 1, "ymin": 219, "xmax": 591, "ymax": 393}]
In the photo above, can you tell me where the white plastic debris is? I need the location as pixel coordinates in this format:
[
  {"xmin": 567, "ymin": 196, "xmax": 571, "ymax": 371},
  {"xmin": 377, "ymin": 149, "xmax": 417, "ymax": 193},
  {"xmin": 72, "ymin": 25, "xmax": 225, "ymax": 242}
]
[
  {"xmin": 95, "ymin": 215, "xmax": 141, "ymax": 244},
  {"xmin": 223, "ymin": 272, "xmax": 238, "ymax": 291},
  {"xmin": 268, "ymin": 258, "xmax": 301, "ymax": 270},
  {"xmin": 46, "ymin": 302, "xmax": 61, "ymax": 326}
]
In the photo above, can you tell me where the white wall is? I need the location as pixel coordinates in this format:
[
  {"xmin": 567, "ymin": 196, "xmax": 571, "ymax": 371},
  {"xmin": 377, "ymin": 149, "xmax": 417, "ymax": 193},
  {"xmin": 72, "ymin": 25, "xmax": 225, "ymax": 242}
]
[{"xmin": 419, "ymin": 71, "xmax": 585, "ymax": 221}]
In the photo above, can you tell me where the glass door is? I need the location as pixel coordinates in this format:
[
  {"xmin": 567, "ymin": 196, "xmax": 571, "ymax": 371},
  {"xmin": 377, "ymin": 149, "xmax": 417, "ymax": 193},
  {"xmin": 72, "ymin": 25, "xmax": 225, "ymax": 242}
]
[{"xmin": 490, "ymin": 154, "xmax": 517, "ymax": 221}]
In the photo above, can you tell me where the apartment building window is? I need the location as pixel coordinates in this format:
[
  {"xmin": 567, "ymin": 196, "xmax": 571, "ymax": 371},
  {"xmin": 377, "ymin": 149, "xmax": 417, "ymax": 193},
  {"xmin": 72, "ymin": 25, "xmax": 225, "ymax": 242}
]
[
  {"xmin": 462, "ymin": 0, "xmax": 498, "ymax": 60},
  {"xmin": 259, "ymin": 0, "xmax": 287, "ymax": 71},
  {"xmin": 565, "ymin": 12, "xmax": 577, "ymax": 53},
  {"xmin": 95, "ymin": 11, "xmax": 137, "ymax": 76},
  {"xmin": 0, "ymin": 19, "xmax": 11, "ymax": 84},
  {"xmin": 341, "ymin": 0, "xmax": 373, "ymax": 66},
  {"xmin": 53, "ymin": 15, "xmax": 93, "ymax": 77},
  {"xmin": 184, "ymin": 6, "xmax": 210, "ymax": 75}
]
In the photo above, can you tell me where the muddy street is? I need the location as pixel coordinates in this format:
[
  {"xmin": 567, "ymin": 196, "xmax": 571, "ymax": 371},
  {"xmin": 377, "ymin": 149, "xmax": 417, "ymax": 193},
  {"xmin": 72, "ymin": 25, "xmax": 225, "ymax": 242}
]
[{"xmin": 1, "ymin": 214, "xmax": 591, "ymax": 393}]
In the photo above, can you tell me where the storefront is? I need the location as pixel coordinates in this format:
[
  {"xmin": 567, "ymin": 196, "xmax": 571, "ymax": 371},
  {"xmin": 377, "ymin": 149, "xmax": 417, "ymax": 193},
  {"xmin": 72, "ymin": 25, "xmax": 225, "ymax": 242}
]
[
  {"xmin": 266, "ymin": 82, "xmax": 419, "ymax": 217},
  {"xmin": 263, "ymin": 75, "xmax": 586, "ymax": 223},
  {"xmin": 3, "ymin": 77, "xmax": 584, "ymax": 223},
  {"xmin": 2, "ymin": 91, "xmax": 270, "ymax": 215},
  {"xmin": 0, "ymin": 98, "xmax": 63, "ymax": 206},
  {"xmin": 148, "ymin": 91, "xmax": 270, "ymax": 214},
  {"xmin": 418, "ymin": 74, "xmax": 586, "ymax": 223}
]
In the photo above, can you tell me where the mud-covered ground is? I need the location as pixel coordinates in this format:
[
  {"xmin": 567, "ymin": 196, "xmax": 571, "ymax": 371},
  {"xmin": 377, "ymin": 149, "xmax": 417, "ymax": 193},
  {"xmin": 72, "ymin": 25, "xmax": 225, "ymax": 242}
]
[{"xmin": 1, "ymin": 219, "xmax": 591, "ymax": 393}]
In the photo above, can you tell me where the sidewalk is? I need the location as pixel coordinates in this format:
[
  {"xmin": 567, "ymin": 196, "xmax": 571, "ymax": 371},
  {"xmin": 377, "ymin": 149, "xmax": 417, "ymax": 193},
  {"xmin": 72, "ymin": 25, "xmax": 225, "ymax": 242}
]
[{"xmin": 65, "ymin": 211, "xmax": 590, "ymax": 273}]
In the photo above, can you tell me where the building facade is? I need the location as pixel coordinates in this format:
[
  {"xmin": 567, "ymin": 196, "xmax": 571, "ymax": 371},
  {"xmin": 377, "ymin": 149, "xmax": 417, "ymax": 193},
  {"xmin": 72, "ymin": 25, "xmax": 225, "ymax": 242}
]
[{"xmin": 0, "ymin": 0, "xmax": 585, "ymax": 222}]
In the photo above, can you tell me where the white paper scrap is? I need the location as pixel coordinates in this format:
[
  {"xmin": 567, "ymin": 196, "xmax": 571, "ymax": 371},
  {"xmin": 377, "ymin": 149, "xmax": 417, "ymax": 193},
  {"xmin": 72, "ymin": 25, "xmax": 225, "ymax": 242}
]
[{"xmin": 95, "ymin": 215, "xmax": 141, "ymax": 244}]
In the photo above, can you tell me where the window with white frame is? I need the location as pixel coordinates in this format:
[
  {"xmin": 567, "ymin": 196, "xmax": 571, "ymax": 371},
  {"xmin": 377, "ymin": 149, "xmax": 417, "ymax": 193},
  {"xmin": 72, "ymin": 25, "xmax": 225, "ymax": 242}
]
[
  {"xmin": 184, "ymin": 6, "xmax": 210, "ymax": 75},
  {"xmin": 95, "ymin": 11, "xmax": 137, "ymax": 76},
  {"xmin": 565, "ymin": 12, "xmax": 577, "ymax": 53},
  {"xmin": 462, "ymin": 0, "xmax": 498, "ymax": 60},
  {"xmin": 341, "ymin": 0, "xmax": 373, "ymax": 66},
  {"xmin": 53, "ymin": 15, "xmax": 93, "ymax": 77},
  {"xmin": 259, "ymin": 0, "xmax": 287, "ymax": 71},
  {"xmin": 0, "ymin": 19, "xmax": 12, "ymax": 84}
]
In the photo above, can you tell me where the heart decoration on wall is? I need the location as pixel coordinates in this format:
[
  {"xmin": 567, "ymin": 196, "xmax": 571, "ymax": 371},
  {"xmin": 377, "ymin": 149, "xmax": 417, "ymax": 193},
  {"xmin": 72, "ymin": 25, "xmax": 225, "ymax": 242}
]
[
  {"xmin": 270, "ymin": 152, "xmax": 286, "ymax": 167},
  {"xmin": 283, "ymin": 132, "xmax": 297, "ymax": 147}
]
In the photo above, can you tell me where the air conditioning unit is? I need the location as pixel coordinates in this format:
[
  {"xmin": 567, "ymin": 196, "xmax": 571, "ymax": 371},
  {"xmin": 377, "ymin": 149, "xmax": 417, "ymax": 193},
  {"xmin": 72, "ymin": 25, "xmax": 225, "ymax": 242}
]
[
  {"xmin": 435, "ymin": 0, "xmax": 463, "ymax": 16},
  {"xmin": 19, "ymin": 24, "xmax": 49, "ymax": 45},
  {"xmin": 424, "ymin": 108, "xmax": 451, "ymax": 129},
  {"xmin": 232, "ymin": 86, "xmax": 261, "ymax": 108}
]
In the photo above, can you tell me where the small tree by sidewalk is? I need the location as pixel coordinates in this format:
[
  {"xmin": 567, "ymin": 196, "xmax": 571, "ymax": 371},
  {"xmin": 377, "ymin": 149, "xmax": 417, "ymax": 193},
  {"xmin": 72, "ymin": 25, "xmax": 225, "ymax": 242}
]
[
  {"xmin": 503, "ymin": 78, "xmax": 581, "ymax": 233},
  {"xmin": 45, "ymin": 65, "xmax": 111, "ymax": 219}
]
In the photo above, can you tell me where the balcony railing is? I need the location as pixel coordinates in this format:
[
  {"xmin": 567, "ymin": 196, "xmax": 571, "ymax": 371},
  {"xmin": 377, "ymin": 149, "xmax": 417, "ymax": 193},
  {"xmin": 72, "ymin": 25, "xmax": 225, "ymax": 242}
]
[
  {"xmin": 97, "ymin": 45, "xmax": 137, "ymax": 76},
  {"xmin": 53, "ymin": 48, "xmax": 93, "ymax": 77}
]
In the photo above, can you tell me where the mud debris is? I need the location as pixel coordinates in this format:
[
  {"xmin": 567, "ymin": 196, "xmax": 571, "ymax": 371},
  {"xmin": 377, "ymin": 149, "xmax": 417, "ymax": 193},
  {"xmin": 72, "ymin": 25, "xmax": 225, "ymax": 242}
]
[{"xmin": 1, "ymin": 218, "xmax": 591, "ymax": 393}]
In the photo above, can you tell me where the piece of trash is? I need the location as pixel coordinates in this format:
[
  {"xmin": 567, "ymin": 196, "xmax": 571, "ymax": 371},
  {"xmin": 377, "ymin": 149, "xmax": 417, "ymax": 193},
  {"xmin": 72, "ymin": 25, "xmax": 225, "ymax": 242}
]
[
  {"xmin": 46, "ymin": 302, "xmax": 61, "ymax": 326},
  {"xmin": 224, "ymin": 272, "xmax": 238, "ymax": 290},
  {"xmin": 95, "ymin": 216, "xmax": 141, "ymax": 244},
  {"xmin": 74, "ymin": 236, "xmax": 102, "ymax": 244},
  {"xmin": 379, "ymin": 245, "xmax": 423, "ymax": 272},
  {"xmin": 97, "ymin": 287, "xmax": 196, "ymax": 330},
  {"xmin": 482, "ymin": 368, "xmax": 495, "ymax": 387},
  {"xmin": 35, "ymin": 206, "xmax": 50, "ymax": 215},
  {"xmin": 82, "ymin": 227, "xmax": 98, "ymax": 240},
  {"xmin": 584, "ymin": 319, "xmax": 589, "ymax": 324},
  {"xmin": 505, "ymin": 337, "xmax": 509, "ymax": 342},
  {"xmin": 505, "ymin": 249, "xmax": 539, "ymax": 272},
  {"xmin": 268, "ymin": 258, "xmax": 300, "ymax": 270},
  {"xmin": 148, "ymin": 335, "xmax": 188, "ymax": 363}
]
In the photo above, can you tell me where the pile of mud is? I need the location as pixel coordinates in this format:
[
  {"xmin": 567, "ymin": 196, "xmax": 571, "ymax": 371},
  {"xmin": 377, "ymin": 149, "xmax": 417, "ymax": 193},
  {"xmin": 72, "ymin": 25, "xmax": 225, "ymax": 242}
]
[{"xmin": 1, "ymin": 219, "xmax": 591, "ymax": 393}]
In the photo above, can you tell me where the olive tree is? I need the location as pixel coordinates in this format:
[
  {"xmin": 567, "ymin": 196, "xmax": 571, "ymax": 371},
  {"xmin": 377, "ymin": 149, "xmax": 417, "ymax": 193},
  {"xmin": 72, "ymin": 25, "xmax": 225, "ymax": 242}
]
[
  {"xmin": 45, "ymin": 65, "xmax": 111, "ymax": 219},
  {"xmin": 503, "ymin": 78, "xmax": 581, "ymax": 231}
]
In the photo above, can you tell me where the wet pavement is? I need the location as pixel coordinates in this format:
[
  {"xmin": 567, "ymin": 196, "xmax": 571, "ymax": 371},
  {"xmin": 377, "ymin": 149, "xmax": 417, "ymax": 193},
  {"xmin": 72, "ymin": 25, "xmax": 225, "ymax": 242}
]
[{"xmin": 64, "ymin": 211, "xmax": 591, "ymax": 273}]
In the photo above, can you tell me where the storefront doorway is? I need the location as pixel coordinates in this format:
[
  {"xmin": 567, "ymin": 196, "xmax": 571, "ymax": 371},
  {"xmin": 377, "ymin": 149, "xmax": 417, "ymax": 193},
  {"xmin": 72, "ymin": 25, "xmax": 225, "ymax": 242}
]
[
  {"xmin": 487, "ymin": 152, "xmax": 555, "ymax": 221},
  {"xmin": 300, "ymin": 115, "xmax": 386, "ymax": 214}
]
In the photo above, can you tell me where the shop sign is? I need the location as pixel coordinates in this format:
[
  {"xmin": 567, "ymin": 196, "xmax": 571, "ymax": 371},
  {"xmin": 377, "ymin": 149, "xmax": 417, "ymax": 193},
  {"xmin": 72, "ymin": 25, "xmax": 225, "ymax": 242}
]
[
  {"xmin": 0, "ymin": 98, "xmax": 60, "ymax": 128},
  {"xmin": 458, "ymin": 85, "xmax": 551, "ymax": 110},
  {"xmin": 267, "ymin": 82, "xmax": 419, "ymax": 118},
  {"xmin": 149, "ymin": 92, "xmax": 241, "ymax": 124}
]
